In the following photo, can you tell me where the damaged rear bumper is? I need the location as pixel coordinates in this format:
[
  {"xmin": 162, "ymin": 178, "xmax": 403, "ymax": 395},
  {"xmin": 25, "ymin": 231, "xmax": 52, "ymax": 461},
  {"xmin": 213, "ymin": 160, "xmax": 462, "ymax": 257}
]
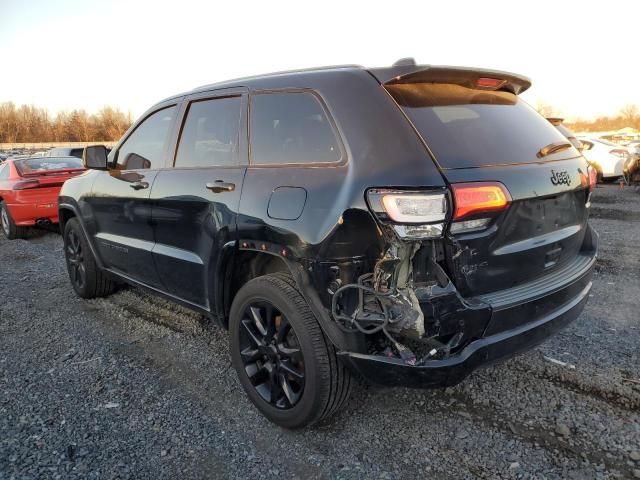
[{"xmin": 337, "ymin": 256, "xmax": 594, "ymax": 388}]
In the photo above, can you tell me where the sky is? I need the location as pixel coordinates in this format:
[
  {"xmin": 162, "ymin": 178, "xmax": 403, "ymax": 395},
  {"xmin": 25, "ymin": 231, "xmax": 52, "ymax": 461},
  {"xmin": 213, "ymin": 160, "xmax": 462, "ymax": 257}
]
[{"xmin": 1, "ymin": 0, "xmax": 638, "ymax": 122}]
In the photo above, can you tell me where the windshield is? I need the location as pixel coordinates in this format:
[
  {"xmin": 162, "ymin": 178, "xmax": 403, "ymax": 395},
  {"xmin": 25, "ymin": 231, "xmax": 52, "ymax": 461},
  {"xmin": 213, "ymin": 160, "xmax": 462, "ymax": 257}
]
[
  {"xmin": 386, "ymin": 83, "xmax": 579, "ymax": 169},
  {"xmin": 16, "ymin": 156, "xmax": 84, "ymax": 174}
]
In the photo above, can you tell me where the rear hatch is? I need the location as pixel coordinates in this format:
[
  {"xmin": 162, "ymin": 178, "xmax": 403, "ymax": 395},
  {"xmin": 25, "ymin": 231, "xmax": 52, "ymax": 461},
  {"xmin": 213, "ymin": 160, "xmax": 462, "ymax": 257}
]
[
  {"xmin": 376, "ymin": 66, "xmax": 593, "ymax": 297},
  {"xmin": 14, "ymin": 157, "xmax": 85, "ymax": 197}
]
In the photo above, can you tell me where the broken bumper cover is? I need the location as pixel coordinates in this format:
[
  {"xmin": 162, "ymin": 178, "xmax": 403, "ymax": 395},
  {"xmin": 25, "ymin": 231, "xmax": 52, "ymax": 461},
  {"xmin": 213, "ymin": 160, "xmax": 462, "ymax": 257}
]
[{"xmin": 337, "ymin": 258, "xmax": 594, "ymax": 388}]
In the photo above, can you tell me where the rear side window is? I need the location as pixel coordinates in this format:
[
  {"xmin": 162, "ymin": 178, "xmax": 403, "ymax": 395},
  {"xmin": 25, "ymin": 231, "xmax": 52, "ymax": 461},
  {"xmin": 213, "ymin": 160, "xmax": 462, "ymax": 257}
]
[
  {"xmin": 116, "ymin": 106, "xmax": 176, "ymax": 169},
  {"xmin": 386, "ymin": 83, "xmax": 577, "ymax": 169},
  {"xmin": 250, "ymin": 92, "xmax": 341, "ymax": 165},
  {"xmin": 0, "ymin": 164, "xmax": 8, "ymax": 179},
  {"xmin": 175, "ymin": 96, "xmax": 241, "ymax": 168}
]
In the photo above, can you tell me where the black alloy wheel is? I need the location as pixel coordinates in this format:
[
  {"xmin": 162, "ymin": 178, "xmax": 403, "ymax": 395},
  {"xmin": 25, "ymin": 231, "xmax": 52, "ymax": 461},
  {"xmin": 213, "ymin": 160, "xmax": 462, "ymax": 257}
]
[
  {"xmin": 238, "ymin": 301, "xmax": 305, "ymax": 409},
  {"xmin": 65, "ymin": 228, "xmax": 86, "ymax": 291},
  {"xmin": 63, "ymin": 217, "xmax": 115, "ymax": 299},
  {"xmin": 229, "ymin": 273, "xmax": 352, "ymax": 428}
]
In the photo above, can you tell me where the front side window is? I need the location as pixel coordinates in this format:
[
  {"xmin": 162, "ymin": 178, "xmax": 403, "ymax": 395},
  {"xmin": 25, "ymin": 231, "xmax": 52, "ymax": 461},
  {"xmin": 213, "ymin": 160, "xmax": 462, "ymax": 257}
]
[
  {"xmin": 250, "ymin": 92, "xmax": 341, "ymax": 165},
  {"xmin": 175, "ymin": 96, "xmax": 241, "ymax": 168},
  {"xmin": 116, "ymin": 106, "xmax": 176, "ymax": 169}
]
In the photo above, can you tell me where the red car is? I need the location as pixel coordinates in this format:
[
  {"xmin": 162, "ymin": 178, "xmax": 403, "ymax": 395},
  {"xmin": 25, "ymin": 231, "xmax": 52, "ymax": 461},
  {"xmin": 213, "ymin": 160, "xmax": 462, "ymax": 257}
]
[{"xmin": 0, "ymin": 156, "xmax": 85, "ymax": 239}]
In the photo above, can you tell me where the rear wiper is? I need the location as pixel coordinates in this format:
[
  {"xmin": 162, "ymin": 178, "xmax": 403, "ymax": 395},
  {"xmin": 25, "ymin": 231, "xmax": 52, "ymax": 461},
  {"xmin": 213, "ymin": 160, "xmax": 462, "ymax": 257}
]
[{"xmin": 537, "ymin": 141, "xmax": 573, "ymax": 158}]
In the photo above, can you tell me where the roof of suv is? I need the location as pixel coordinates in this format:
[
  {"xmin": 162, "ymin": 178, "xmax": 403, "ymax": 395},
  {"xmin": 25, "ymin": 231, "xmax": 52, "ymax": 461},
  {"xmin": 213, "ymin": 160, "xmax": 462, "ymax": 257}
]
[{"xmin": 159, "ymin": 63, "xmax": 532, "ymax": 104}]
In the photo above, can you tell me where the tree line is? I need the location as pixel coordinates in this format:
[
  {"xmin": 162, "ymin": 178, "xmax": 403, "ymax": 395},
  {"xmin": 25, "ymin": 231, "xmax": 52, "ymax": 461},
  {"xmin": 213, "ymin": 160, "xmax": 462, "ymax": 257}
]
[
  {"xmin": 0, "ymin": 102, "xmax": 133, "ymax": 143},
  {"xmin": 537, "ymin": 102, "xmax": 640, "ymax": 133}
]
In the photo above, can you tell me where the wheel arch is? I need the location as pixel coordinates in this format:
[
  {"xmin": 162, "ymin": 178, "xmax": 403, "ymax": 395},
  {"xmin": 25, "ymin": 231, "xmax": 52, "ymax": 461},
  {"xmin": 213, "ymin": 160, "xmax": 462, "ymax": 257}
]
[
  {"xmin": 219, "ymin": 247, "xmax": 361, "ymax": 352},
  {"xmin": 58, "ymin": 201, "xmax": 105, "ymax": 270}
]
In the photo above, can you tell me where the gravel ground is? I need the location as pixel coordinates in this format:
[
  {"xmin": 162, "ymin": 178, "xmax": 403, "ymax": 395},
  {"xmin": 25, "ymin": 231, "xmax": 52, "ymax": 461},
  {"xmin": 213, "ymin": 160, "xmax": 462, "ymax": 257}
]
[{"xmin": 1, "ymin": 184, "xmax": 639, "ymax": 479}]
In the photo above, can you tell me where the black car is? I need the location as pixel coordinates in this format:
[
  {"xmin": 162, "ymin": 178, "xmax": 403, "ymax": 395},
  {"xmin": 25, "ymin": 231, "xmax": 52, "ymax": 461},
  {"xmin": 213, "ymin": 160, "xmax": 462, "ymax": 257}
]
[{"xmin": 59, "ymin": 60, "xmax": 598, "ymax": 428}]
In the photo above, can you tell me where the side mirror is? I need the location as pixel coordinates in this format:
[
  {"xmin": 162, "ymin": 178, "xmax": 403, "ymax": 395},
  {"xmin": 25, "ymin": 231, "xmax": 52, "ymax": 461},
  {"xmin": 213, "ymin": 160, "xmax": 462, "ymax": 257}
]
[{"xmin": 83, "ymin": 145, "xmax": 109, "ymax": 170}]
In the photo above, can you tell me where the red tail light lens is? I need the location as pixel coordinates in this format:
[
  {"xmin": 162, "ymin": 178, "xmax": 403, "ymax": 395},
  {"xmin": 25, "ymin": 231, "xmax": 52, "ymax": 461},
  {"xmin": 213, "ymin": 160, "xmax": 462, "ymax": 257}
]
[
  {"xmin": 451, "ymin": 182, "xmax": 511, "ymax": 220},
  {"xmin": 13, "ymin": 179, "xmax": 40, "ymax": 190},
  {"xmin": 587, "ymin": 165, "xmax": 598, "ymax": 192},
  {"xmin": 610, "ymin": 149, "xmax": 628, "ymax": 159},
  {"xmin": 476, "ymin": 77, "xmax": 506, "ymax": 89}
]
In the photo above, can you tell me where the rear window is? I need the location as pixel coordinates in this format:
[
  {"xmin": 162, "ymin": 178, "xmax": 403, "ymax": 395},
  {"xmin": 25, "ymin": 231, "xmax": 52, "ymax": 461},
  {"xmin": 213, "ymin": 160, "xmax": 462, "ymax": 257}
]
[
  {"xmin": 15, "ymin": 157, "xmax": 83, "ymax": 174},
  {"xmin": 386, "ymin": 83, "xmax": 577, "ymax": 169}
]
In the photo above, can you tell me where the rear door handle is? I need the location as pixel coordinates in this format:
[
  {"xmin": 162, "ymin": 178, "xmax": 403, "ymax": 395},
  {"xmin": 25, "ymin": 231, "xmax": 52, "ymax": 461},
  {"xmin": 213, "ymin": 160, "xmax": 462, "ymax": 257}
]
[
  {"xmin": 129, "ymin": 181, "xmax": 149, "ymax": 190},
  {"xmin": 206, "ymin": 180, "xmax": 235, "ymax": 193}
]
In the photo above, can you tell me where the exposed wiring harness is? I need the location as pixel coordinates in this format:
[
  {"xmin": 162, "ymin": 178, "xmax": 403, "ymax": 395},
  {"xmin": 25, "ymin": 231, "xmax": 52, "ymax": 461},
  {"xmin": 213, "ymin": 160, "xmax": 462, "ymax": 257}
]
[{"xmin": 330, "ymin": 273, "xmax": 418, "ymax": 364}]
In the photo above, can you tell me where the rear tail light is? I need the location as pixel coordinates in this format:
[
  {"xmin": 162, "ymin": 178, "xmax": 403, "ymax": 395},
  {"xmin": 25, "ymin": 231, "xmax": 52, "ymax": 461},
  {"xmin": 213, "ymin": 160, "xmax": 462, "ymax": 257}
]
[
  {"xmin": 587, "ymin": 165, "xmax": 598, "ymax": 192},
  {"xmin": 367, "ymin": 189, "xmax": 448, "ymax": 239},
  {"xmin": 610, "ymin": 149, "xmax": 629, "ymax": 159},
  {"xmin": 451, "ymin": 182, "xmax": 511, "ymax": 220},
  {"xmin": 13, "ymin": 179, "xmax": 40, "ymax": 190},
  {"xmin": 380, "ymin": 193, "xmax": 447, "ymax": 223}
]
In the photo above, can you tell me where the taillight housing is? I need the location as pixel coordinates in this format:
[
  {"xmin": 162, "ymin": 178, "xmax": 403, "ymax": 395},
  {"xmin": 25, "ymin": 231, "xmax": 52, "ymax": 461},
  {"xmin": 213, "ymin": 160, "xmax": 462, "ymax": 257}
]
[
  {"xmin": 448, "ymin": 182, "xmax": 511, "ymax": 234},
  {"xmin": 451, "ymin": 182, "xmax": 511, "ymax": 220},
  {"xmin": 587, "ymin": 165, "xmax": 598, "ymax": 192},
  {"xmin": 367, "ymin": 189, "xmax": 448, "ymax": 239},
  {"xmin": 13, "ymin": 179, "xmax": 40, "ymax": 190},
  {"xmin": 610, "ymin": 149, "xmax": 629, "ymax": 159}
]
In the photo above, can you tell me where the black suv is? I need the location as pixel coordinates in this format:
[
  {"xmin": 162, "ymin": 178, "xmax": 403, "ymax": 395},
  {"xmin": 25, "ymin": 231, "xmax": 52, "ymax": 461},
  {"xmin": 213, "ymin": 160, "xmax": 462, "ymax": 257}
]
[{"xmin": 59, "ymin": 61, "xmax": 598, "ymax": 428}]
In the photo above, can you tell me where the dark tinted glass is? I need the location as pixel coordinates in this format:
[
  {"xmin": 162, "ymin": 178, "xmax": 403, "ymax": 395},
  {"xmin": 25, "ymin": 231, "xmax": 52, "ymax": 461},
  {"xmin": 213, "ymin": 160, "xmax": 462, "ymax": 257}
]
[
  {"xmin": 116, "ymin": 106, "xmax": 176, "ymax": 169},
  {"xmin": 250, "ymin": 92, "xmax": 340, "ymax": 165},
  {"xmin": 175, "ymin": 97, "xmax": 241, "ymax": 167},
  {"xmin": 69, "ymin": 148, "xmax": 84, "ymax": 158},
  {"xmin": 386, "ymin": 83, "xmax": 577, "ymax": 169},
  {"xmin": 15, "ymin": 156, "xmax": 83, "ymax": 173}
]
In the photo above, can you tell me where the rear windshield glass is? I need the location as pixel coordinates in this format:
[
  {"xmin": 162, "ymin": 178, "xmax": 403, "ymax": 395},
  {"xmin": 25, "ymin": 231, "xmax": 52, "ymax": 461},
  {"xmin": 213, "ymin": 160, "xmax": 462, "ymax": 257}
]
[
  {"xmin": 386, "ymin": 83, "xmax": 578, "ymax": 169},
  {"xmin": 16, "ymin": 157, "xmax": 83, "ymax": 174}
]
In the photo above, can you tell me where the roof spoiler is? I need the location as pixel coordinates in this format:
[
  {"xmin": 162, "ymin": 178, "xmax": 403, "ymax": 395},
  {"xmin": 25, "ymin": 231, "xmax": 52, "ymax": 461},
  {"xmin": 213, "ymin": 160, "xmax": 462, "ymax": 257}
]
[{"xmin": 369, "ymin": 64, "xmax": 532, "ymax": 95}]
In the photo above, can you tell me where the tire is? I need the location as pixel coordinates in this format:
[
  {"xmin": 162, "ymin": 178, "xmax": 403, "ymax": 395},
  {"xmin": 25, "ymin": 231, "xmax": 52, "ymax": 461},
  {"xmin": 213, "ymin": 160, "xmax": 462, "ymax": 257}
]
[
  {"xmin": 64, "ymin": 217, "xmax": 116, "ymax": 298},
  {"xmin": 1, "ymin": 201, "xmax": 29, "ymax": 240},
  {"xmin": 229, "ymin": 273, "xmax": 352, "ymax": 428}
]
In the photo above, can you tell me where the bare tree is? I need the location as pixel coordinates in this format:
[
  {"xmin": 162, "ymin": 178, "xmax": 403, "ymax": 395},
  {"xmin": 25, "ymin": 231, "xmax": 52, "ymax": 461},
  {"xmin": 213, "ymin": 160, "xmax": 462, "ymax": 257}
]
[
  {"xmin": 536, "ymin": 100, "xmax": 557, "ymax": 118},
  {"xmin": 0, "ymin": 103, "xmax": 132, "ymax": 142},
  {"xmin": 620, "ymin": 104, "xmax": 640, "ymax": 127}
]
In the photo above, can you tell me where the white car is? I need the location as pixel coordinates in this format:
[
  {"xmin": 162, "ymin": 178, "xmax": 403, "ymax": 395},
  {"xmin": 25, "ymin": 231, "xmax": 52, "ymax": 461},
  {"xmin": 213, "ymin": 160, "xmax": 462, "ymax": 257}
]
[{"xmin": 578, "ymin": 137, "xmax": 630, "ymax": 180}]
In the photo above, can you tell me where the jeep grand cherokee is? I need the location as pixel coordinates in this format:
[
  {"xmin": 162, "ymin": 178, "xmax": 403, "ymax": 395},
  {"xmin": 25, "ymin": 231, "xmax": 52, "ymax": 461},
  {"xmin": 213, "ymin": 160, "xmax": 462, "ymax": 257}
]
[{"xmin": 59, "ymin": 60, "xmax": 598, "ymax": 428}]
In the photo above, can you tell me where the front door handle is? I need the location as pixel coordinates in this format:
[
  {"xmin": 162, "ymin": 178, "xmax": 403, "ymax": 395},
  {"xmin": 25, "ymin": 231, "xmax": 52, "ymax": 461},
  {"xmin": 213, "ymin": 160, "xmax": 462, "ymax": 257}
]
[
  {"xmin": 206, "ymin": 180, "xmax": 235, "ymax": 193},
  {"xmin": 129, "ymin": 181, "xmax": 149, "ymax": 190}
]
